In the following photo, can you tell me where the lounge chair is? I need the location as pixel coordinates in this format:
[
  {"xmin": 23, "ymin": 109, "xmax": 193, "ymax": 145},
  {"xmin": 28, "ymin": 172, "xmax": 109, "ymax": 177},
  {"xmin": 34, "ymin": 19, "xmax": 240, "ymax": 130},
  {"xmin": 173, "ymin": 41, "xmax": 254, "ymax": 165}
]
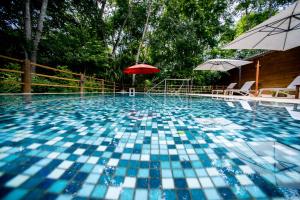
[
  {"xmin": 225, "ymin": 81, "xmax": 255, "ymax": 96},
  {"xmin": 258, "ymin": 75, "xmax": 300, "ymax": 98},
  {"xmin": 212, "ymin": 83, "xmax": 237, "ymax": 95}
]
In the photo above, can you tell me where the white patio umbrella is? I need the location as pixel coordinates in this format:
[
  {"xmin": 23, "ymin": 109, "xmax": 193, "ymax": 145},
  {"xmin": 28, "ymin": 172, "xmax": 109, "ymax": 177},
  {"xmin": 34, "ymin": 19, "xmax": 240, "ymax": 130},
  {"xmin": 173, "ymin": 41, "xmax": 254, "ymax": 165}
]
[
  {"xmin": 194, "ymin": 59, "xmax": 252, "ymax": 71},
  {"xmin": 223, "ymin": 1, "xmax": 300, "ymax": 51},
  {"xmin": 223, "ymin": 1, "xmax": 300, "ymax": 95},
  {"xmin": 194, "ymin": 59, "xmax": 252, "ymax": 85}
]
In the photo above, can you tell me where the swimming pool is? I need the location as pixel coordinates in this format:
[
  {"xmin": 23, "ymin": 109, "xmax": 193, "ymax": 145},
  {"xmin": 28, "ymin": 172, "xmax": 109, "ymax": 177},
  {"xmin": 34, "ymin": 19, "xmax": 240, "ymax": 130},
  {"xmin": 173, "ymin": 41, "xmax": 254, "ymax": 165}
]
[{"xmin": 0, "ymin": 94, "xmax": 299, "ymax": 200}]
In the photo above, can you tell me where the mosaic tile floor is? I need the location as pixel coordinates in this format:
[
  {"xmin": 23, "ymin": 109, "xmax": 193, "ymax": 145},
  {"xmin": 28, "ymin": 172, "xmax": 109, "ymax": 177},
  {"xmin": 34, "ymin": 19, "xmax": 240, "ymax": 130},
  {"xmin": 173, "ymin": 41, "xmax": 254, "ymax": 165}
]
[{"xmin": 0, "ymin": 94, "xmax": 299, "ymax": 200}]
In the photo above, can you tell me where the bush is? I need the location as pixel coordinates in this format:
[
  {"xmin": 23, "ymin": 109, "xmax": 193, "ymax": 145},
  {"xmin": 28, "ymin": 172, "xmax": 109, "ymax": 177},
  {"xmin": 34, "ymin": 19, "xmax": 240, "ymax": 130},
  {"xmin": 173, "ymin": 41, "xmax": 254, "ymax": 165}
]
[{"xmin": 0, "ymin": 63, "xmax": 22, "ymax": 93}]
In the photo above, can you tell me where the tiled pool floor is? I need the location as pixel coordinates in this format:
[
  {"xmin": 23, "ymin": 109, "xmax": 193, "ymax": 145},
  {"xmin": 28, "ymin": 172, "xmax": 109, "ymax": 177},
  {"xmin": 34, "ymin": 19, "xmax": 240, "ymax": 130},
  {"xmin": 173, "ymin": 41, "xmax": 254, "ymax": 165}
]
[{"xmin": 0, "ymin": 94, "xmax": 299, "ymax": 200}]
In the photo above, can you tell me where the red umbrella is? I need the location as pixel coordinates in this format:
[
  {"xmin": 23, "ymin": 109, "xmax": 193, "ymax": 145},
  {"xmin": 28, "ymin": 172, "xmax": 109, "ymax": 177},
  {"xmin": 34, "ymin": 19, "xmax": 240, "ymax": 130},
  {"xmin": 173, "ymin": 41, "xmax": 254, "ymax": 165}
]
[{"xmin": 123, "ymin": 64, "xmax": 160, "ymax": 74}]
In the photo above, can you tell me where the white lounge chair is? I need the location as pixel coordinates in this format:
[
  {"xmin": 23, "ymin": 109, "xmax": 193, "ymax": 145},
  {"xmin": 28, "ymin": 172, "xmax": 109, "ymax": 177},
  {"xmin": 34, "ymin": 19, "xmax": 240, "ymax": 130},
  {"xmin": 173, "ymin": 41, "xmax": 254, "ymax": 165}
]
[
  {"xmin": 258, "ymin": 75, "xmax": 300, "ymax": 98},
  {"xmin": 212, "ymin": 83, "xmax": 237, "ymax": 95},
  {"xmin": 225, "ymin": 81, "xmax": 255, "ymax": 96}
]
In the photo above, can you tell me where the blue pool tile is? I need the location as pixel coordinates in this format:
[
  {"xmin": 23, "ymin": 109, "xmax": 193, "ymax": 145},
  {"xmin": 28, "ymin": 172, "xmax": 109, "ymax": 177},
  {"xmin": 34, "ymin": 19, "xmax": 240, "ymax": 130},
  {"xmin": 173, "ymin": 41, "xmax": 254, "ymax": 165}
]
[
  {"xmin": 115, "ymin": 167, "xmax": 127, "ymax": 176},
  {"xmin": 173, "ymin": 169, "xmax": 184, "ymax": 178},
  {"xmin": 135, "ymin": 189, "xmax": 148, "ymax": 200},
  {"xmin": 37, "ymin": 178, "xmax": 55, "ymax": 190},
  {"xmin": 23, "ymin": 189, "xmax": 44, "ymax": 199},
  {"xmin": 150, "ymin": 178, "xmax": 161, "ymax": 188},
  {"xmin": 3, "ymin": 189, "xmax": 28, "ymax": 200},
  {"xmin": 120, "ymin": 188, "xmax": 134, "ymax": 200},
  {"xmin": 63, "ymin": 181, "xmax": 82, "ymax": 194},
  {"xmin": 91, "ymin": 185, "xmax": 107, "ymax": 199},
  {"xmin": 77, "ymin": 183, "xmax": 94, "ymax": 197},
  {"xmin": 177, "ymin": 190, "xmax": 191, "ymax": 200},
  {"xmin": 163, "ymin": 189, "xmax": 176, "ymax": 200},
  {"xmin": 184, "ymin": 169, "xmax": 196, "ymax": 177},
  {"xmin": 190, "ymin": 189, "xmax": 206, "ymax": 200},
  {"xmin": 217, "ymin": 187, "xmax": 236, "ymax": 199},
  {"xmin": 137, "ymin": 178, "xmax": 148, "ymax": 188},
  {"xmin": 48, "ymin": 180, "xmax": 68, "ymax": 193},
  {"xmin": 174, "ymin": 178, "xmax": 187, "ymax": 188},
  {"xmin": 149, "ymin": 189, "xmax": 161, "ymax": 200},
  {"xmin": 150, "ymin": 169, "xmax": 160, "ymax": 178},
  {"xmin": 127, "ymin": 168, "xmax": 138, "ymax": 177},
  {"xmin": 138, "ymin": 169, "xmax": 149, "ymax": 178}
]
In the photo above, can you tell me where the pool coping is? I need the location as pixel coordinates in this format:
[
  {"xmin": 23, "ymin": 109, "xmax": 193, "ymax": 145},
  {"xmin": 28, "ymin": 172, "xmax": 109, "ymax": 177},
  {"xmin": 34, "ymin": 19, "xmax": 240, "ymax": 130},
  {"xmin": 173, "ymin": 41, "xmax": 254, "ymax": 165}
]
[{"xmin": 1, "ymin": 92, "xmax": 300, "ymax": 104}]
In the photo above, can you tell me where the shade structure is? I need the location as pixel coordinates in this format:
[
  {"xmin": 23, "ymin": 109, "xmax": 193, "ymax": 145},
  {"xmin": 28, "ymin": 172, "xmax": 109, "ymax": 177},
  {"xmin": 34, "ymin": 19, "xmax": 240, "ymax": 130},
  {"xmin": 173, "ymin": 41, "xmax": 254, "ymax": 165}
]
[
  {"xmin": 123, "ymin": 64, "xmax": 160, "ymax": 74},
  {"xmin": 223, "ymin": 1, "xmax": 300, "ymax": 51},
  {"xmin": 194, "ymin": 59, "xmax": 252, "ymax": 71}
]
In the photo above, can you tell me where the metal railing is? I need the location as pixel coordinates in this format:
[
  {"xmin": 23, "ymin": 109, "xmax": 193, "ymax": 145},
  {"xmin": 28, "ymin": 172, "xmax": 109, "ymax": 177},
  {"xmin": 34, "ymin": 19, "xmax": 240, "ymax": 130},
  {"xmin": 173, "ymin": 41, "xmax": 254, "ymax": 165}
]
[
  {"xmin": 147, "ymin": 79, "xmax": 192, "ymax": 94},
  {"xmin": 0, "ymin": 55, "xmax": 118, "ymax": 93}
]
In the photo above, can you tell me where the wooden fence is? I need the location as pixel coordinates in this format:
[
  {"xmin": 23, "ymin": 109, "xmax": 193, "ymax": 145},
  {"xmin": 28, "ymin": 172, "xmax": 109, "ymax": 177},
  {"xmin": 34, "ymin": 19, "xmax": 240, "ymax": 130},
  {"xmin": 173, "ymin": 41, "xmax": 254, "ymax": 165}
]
[{"xmin": 0, "ymin": 55, "xmax": 117, "ymax": 93}]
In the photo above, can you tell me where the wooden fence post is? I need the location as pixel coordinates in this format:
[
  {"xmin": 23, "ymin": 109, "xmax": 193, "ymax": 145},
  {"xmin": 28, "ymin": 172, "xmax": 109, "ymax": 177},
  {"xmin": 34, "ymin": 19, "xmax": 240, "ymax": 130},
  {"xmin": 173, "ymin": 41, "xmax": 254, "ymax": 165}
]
[
  {"xmin": 113, "ymin": 82, "xmax": 116, "ymax": 94},
  {"xmin": 22, "ymin": 59, "xmax": 32, "ymax": 93},
  {"xmin": 80, "ymin": 74, "xmax": 84, "ymax": 93},
  {"xmin": 101, "ymin": 80, "xmax": 104, "ymax": 94}
]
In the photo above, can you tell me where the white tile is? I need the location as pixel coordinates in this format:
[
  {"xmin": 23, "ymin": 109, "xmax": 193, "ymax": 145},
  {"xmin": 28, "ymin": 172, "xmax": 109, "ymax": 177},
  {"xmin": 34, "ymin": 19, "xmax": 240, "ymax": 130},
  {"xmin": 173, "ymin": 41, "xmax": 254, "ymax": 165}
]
[
  {"xmin": 141, "ymin": 154, "xmax": 150, "ymax": 161},
  {"xmin": 206, "ymin": 168, "xmax": 219, "ymax": 176},
  {"xmin": 63, "ymin": 142, "xmax": 73, "ymax": 147},
  {"xmin": 105, "ymin": 186, "xmax": 121, "ymax": 199},
  {"xmin": 169, "ymin": 149, "xmax": 178, "ymax": 155},
  {"xmin": 239, "ymin": 165, "xmax": 255, "ymax": 174},
  {"xmin": 186, "ymin": 178, "xmax": 201, "ymax": 188},
  {"xmin": 211, "ymin": 176, "xmax": 228, "ymax": 187},
  {"xmin": 87, "ymin": 156, "xmax": 99, "ymax": 164},
  {"xmin": 27, "ymin": 143, "xmax": 41, "ymax": 149},
  {"xmin": 121, "ymin": 153, "xmax": 131, "ymax": 160},
  {"xmin": 74, "ymin": 148, "xmax": 85, "ymax": 155},
  {"xmin": 199, "ymin": 177, "xmax": 214, "ymax": 188},
  {"xmin": 123, "ymin": 177, "xmax": 136, "ymax": 188},
  {"xmin": 77, "ymin": 183, "xmax": 95, "ymax": 197},
  {"xmin": 126, "ymin": 143, "xmax": 134, "ymax": 148},
  {"xmin": 77, "ymin": 156, "xmax": 89, "ymax": 163},
  {"xmin": 47, "ymin": 152, "xmax": 60, "ymax": 159},
  {"xmin": 162, "ymin": 178, "xmax": 174, "ymax": 189},
  {"xmin": 85, "ymin": 173, "xmax": 100, "ymax": 184},
  {"xmin": 46, "ymin": 140, "xmax": 58, "ymax": 145},
  {"xmin": 58, "ymin": 161, "xmax": 73, "ymax": 169},
  {"xmin": 47, "ymin": 168, "xmax": 65, "ymax": 179},
  {"xmin": 236, "ymin": 175, "xmax": 253, "ymax": 185},
  {"xmin": 186, "ymin": 149, "xmax": 196, "ymax": 154},
  {"xmin": 92, "ymin": 165, "xmax": 104, "ymax": 173},
  {"xmin": 5, "ymin": 175, "xmax": 29, "ymax": 187},
  {"xmin": 131, "ymin": 154, "xmax": 140, "ymax": 160},
  {"xmin": 107, "ymin": 158, "xmax": 119, "ymax": 166},
  {"xmin": 23, "ymin": 165, "xmax": 42, "ymax": 175}
]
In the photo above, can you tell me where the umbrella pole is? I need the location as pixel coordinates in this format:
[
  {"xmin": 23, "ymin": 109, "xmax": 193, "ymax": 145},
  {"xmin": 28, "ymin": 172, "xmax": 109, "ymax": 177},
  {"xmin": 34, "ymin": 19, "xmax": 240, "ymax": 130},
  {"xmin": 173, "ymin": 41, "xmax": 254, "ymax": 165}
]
[
  {"xmin": 255, "ymin": 60, "xmax": 260, "ymax": 96},
  {"xmin": 132, "ymin": 74, "xmax": 136, "ymax": 86},
  {"xmin": 238, "ymin": 66, "xmax": 241, "ymax": 87}
]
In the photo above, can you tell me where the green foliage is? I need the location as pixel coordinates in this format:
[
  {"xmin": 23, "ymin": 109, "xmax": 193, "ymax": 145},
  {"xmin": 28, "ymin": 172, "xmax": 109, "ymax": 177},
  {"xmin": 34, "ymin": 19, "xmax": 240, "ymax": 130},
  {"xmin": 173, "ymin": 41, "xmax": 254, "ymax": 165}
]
[
  {"xmin": 0, "ymin": 63, "xmax": 22, "ymax": 93},
  {"xmin": 0, "ymin": 0, "xmax": 295, "ymax": 92}
]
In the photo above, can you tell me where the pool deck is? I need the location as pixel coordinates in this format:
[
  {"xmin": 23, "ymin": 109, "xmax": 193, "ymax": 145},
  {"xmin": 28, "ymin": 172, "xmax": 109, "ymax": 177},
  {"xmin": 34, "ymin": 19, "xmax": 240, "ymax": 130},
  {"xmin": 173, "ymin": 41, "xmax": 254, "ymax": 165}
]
[{"xmin": 189, "ymin": 93, "xmax": 300, "ymax": 104}]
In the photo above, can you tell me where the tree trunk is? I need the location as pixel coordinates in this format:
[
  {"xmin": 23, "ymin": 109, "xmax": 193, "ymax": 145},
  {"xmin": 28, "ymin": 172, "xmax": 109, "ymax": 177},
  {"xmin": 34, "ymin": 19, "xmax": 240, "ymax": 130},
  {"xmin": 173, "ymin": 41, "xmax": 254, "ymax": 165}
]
[
  {"xmin": 132, "ymin": 0, "xmax": 153, "ymax": 85},
  {"xmin": 112, "ymin": 0, "xmax": 131, "ymax": 57},
  {"xmin": 24, "ymin": 0, "xmax": 31, "ymax": 60},
  {"xmin": 31, "ymin": 0, "xmax": 49, "ymax": 68},
  {"xmin": 135, "ymin": 0, "xmax": 153, "ymax": 64},
  {"xmin": 99, "ymin": 0, "xmax": 107, "ymax": 19}
]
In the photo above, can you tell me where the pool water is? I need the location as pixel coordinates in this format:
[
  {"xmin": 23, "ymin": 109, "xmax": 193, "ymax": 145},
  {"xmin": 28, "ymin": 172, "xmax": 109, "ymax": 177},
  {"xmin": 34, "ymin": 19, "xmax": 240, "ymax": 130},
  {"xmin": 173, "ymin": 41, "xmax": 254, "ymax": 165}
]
[{"xmin": 0, "ymin": 94, "xmax": 299, "ymax": 200}]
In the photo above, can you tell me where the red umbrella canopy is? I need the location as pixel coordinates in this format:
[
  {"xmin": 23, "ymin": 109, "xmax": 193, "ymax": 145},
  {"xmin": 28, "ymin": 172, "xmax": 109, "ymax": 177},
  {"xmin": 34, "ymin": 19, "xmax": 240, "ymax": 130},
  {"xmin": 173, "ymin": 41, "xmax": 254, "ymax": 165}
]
[{"xmin": 123, "ymin": 64, "xmax": 160, "ymax": 74}]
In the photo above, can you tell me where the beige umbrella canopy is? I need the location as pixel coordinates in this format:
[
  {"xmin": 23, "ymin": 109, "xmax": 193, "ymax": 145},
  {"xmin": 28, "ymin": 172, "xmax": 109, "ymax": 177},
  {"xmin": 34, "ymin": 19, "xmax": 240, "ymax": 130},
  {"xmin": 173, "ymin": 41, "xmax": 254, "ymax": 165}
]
[
  {"xmin": 224, "ymin": 1, "xmax": 300, "ymax": 51},
  {"xmin": 194, "ymin": 59, "xmax": 252, "ymax": 71},
  {"xmin": 194, "ymin": 59, "xmax": 252, "ymax": 85}
]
